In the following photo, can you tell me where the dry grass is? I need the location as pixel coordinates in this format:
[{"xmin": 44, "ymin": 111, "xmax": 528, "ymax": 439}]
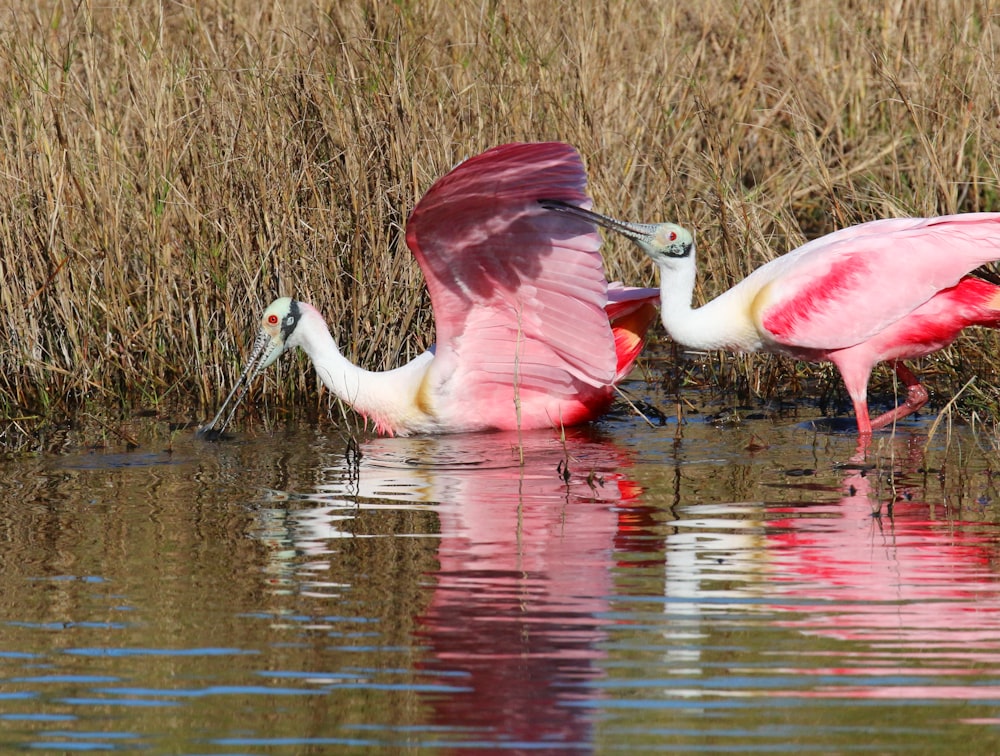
[{"xmin": 0, "ymin": 0, "xmax": 998, "ymax": 448}]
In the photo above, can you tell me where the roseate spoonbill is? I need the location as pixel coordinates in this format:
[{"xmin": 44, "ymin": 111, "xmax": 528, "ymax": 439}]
[
  {"xmin": 541, "ymin": 199, "xmax": 1000, "ymax": 436},
  {"xmin": 199, "ymin": 143, "xmax": 660, "ymax": 438}
]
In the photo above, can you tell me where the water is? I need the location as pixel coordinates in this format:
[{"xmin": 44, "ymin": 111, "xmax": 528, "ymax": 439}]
[{"xmin": 1, "ymin": 396, "xmax": 999, "ymax": 753}]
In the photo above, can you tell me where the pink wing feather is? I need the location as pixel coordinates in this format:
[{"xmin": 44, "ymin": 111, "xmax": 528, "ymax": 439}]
[
  {"xmin": 405, "ymin": 142, "xmax": 616, "ymax": 401},
  {"xmin": 758, "ymin": 214, "xmax": 1000, "ymax": 351},
  {"xmin": 606, "ymin": 283, "xmax": 659, "ymax": 381}
]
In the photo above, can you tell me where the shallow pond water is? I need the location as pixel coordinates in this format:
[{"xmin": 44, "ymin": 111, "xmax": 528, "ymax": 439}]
[{"xmin": 1, "ymin": 394, "xmax": 999, "ymax": 753}]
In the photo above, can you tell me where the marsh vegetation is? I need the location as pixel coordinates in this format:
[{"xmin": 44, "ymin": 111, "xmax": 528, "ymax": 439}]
[{"xmin": 1, "ymin": 1, "xmax": 997, "ymax": 449}]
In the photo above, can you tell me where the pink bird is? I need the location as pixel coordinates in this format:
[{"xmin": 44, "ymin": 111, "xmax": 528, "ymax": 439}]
[
  {"xmin": 541, "ymin": 200, "xmax": 1000, "ymax": 437},
  {"xmin": 200, "ymin": 143, "xmax": 660, "ymax": 437}
]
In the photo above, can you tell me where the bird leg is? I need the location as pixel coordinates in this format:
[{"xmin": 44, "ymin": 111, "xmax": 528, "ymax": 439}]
[{"xmin": 868, "ymin": 362, "xmax": 929, "ymax": 430}]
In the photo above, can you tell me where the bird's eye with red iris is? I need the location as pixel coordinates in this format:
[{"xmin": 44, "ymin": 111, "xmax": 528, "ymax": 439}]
[
  {"xmin": 669, "ymin": 231, "xmax": 677, "ymax": 241},
  {"xmin": 267, "ymin": 314, "xmax": 279, "ymax": 325}
]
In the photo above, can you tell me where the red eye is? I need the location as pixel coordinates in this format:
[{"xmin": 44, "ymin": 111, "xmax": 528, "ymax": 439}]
[
  {"xmin": 669, "ymin": 231, "xmax": 677, "ymax": 241},
  {"xmin": 267, "ymin": 314, "xmax": 279, "ymax": 325}
]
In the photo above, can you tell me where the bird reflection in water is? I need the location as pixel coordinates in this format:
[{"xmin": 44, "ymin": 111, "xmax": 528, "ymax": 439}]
[
  {"xmin": 765, "ymin": 438, "xmax": 1000, "ymax": 698},
  {"xmin": 256, "ymin": 428, "xmax": 658, "ymax": 749}
]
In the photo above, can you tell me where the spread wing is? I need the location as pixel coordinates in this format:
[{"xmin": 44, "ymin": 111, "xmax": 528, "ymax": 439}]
[
  {"xmin": 405, "ymin": 142, "xmax": 615, "ymax": 399},
  {"xmin": 755, "ymin": 214, "xmax": 1000, "ymax": 350}
]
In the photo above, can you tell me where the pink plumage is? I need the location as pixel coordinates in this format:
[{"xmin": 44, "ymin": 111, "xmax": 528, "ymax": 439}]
[
  {"xmin": 406, "ymin": 142, "xmax": 658, "ymax": 433},
  {"xmin": 541, "ymin": 201, "xmax": 1000, "ymax": 442},
  {"xmin": 749, "ymin": 214, "xmax": 1000, "ymax": 434},
  {"xmin": 200, "ymin": 143, "xmax": 660, "ymax": 438},
  {"xmin": 756, "ymin": 216, "xmax": 1000, "ymax": 352}
]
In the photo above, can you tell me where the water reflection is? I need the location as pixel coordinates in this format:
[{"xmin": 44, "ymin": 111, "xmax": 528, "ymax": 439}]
[
  {"xmin": 240, "ymin": 423, "xmax": 1000, "ymax": 750},
  {"xmin": 3, "ymin": 416, "xmax": 1000, "ymax": 751},
  {"xmin": 766, "ymin": 449, "xmax": 1000, "ymax": 700},
  {"xmin": 408, "ymin": 432, "xmax": 637, "ymax": 749},
  {"xmin": 257, "ymin": 428, "xmax": 647, "ymax": 750},
  {"xmin": 656, "ymin": 429, "xmax": 1000, "ymax": 713}
]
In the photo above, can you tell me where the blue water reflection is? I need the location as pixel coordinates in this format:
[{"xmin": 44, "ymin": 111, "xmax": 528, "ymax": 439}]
[{"xmin": 2, "ymin": 415, "xmax": 1000, "ymax": 751}]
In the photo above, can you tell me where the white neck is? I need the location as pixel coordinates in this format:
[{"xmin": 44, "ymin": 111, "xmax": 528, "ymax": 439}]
[
  {"xmin": 290, "ymin": 307, "xmax": 434, "ymax": 433},
  {"xmin": 656, "ymin": 257, "xmax": 762, "ymax": 352}
]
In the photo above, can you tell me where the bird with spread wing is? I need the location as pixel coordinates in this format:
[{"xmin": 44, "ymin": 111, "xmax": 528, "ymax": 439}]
[{"xmin": 200, "ymin": 143, "xmax": 661, "ymax": 437}]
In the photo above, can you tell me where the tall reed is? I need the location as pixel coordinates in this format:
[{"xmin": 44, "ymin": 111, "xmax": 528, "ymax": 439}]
[{"xmin": 0, "ymin": 1, "xmax": 997, "ymax": 443}]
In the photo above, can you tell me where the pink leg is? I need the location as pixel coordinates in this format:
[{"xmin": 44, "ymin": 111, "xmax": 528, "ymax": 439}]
[
  {"xmin": 832, "ymin": 355, "xmax": 875, "ymax": 437},
  {"xmin": 868, "ymin": 362, "xmax": 929, "ymax": 430},
  {"xmin": 850, "ymin": 400, "xmax": 874, "ymax": 459},
  {"xmin": 852, "ymin": 398, "xmax": 872, "ymax": 437}
]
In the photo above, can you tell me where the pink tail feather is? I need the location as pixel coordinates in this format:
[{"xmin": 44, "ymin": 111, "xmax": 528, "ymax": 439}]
[{"xmin": 605, "ymin": 288, "xmax": 659, "ymax": 382}]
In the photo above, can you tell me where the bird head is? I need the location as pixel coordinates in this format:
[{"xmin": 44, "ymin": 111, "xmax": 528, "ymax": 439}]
[
  {"xmin": 197, "ymin": 297, "xmax": 305, "ymax": 438},
  {"xmin": 256, "ymin": 297, "xmax": 304, "ymax": 368},
  {"xmin": 538, "ymin": 199, "xmax": 693, "ymax": 270}
]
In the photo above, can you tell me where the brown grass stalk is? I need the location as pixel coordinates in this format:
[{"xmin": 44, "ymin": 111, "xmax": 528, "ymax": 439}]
[{"xmin": 0, "ymin": 0, "xmax": 997, "ymax": 447}]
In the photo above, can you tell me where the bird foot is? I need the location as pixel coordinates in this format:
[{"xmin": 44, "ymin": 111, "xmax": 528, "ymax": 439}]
[{"xmin": 868, "ymin": 382, "xmax": 929, "ymax": 431}]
